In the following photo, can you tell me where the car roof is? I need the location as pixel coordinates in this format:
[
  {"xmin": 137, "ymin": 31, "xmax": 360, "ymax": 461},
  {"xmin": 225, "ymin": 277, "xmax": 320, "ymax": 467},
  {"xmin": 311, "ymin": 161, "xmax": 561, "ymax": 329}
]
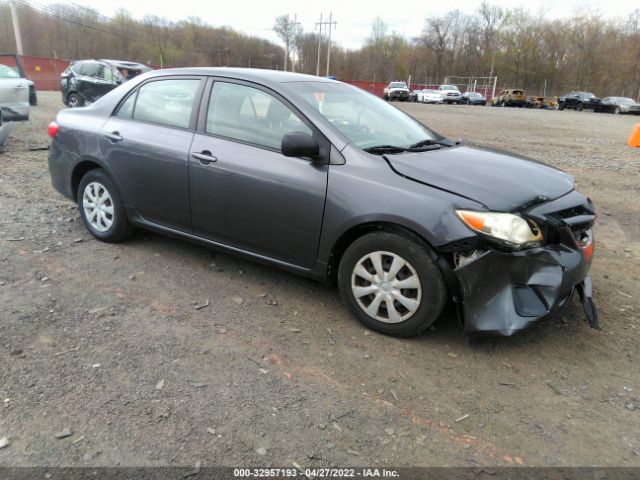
[
  {"xmin": 100, "ymin": 59, "xmax": 149, "ymax": 69},
  {"xmin": 145, "ymin": 67, "xmax": 339, "ymax": 86},
  {"xmin": 71, "ymin": 59, "xmax": 149, "ymax": 69}
]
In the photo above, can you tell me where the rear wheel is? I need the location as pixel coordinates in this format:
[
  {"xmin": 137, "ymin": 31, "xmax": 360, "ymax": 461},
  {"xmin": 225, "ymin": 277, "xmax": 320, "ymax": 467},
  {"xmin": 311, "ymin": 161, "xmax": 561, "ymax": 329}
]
[
  {"xmin": 558, "ymin": 102, "xmax": 565, "ymax": 111},
  {"xmin": 77, "ymin": 169, "xmax": 134, "ymax": 243},
  {"xmin": 614, "ymin": 107, "xmax": 621, "ymax": 114},
  {"xmin": 338, "ymin": 232, "xmax": 447, "ymax": 337},
  {"xmin": 67, "ymin": 93, "xmax": 84, "ymax": 108},
  {"xmin": 576, "ymin": 102, "xmax": 583, "ymax": 112}
]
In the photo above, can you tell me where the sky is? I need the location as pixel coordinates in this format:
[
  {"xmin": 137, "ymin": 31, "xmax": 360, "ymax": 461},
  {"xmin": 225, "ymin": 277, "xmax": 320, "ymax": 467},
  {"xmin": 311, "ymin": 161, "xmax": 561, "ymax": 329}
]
[{"xmin": 53, "ymin": 0, "xmax": 638, "ymax": 50}]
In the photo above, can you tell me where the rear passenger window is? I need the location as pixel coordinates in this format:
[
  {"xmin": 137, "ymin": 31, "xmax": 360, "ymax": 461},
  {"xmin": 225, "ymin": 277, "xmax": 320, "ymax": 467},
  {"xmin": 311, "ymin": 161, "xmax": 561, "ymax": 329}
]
[
  {"xmin": 116, "ymin": 92, "xmax": 136, "ymax": 119},
  {"xmin": 81, "ymin": 62, "xmax": 102, "ymax": 78},
  {"xmin": 132, "ymin": 79, "xmax": 200, "ymax": 129},
  {"xmin": 206, "ymin": 82, "xmax": 312, "ymax": 150}
]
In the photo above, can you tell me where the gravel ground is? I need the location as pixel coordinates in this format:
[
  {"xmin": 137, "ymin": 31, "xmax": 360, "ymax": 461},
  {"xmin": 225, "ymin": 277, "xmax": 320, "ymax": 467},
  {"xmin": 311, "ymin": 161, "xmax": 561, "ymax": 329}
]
[{"xmin": 0, "ymin": 92, "xmax": 638, "ymax": 468}]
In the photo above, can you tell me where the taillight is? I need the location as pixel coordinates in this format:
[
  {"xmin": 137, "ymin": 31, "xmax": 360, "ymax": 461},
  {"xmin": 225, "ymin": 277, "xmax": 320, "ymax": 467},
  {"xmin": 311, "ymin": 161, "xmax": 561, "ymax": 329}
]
[{"xmin": 48, "ymin": 121, "xmax": 59, "ymax": 138}]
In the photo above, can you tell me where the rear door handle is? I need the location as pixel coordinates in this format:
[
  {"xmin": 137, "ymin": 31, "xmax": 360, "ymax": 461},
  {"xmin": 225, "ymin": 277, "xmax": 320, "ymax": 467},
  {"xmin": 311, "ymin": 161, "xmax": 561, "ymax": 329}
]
[
  {"xmin": 104, "ymin": 131, "xmax": 123, "ymax": 142},
  {"xmin": 192, "ymin": 151, "xmax": 217, "ymax": 164}
]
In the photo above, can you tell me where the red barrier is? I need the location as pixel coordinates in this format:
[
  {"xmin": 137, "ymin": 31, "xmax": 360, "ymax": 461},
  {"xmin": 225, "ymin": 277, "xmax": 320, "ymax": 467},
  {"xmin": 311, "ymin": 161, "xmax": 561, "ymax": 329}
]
[{"xmin": 0, "ymin": 54, "xmax": 69, "ymax": 91}]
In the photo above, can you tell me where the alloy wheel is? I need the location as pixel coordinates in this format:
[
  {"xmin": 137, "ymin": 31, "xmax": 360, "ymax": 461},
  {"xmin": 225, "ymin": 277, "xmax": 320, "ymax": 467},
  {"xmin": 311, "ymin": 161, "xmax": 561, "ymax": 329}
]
[
  {"xmin": 351, "ymin": 251, "xmax": 422, "ymax": 323},
  {"xmin": 82, "ymin": 181, "xmax": 114, "ymax": 232}
]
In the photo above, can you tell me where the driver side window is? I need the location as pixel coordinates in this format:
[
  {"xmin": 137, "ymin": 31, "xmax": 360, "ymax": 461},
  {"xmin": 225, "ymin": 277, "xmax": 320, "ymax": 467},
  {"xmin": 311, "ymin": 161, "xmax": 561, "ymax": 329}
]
[{"xmin": 206, "ymin": 82, "xmax": 312, "ymax": 151}]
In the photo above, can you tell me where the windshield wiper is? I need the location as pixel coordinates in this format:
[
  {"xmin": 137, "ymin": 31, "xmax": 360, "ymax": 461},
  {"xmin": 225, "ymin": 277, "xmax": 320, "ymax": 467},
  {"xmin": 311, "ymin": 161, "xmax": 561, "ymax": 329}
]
[
  {"xmin": 362, "ymin": 145, "xmax": 407, "ymax": 154},
  {"xmin": 363, "ymin": 142, "xmax": 446, "ymax": 155},
  {"xmin": 408, "ymin": 138, "xmax": 456, "ymax": 149}
]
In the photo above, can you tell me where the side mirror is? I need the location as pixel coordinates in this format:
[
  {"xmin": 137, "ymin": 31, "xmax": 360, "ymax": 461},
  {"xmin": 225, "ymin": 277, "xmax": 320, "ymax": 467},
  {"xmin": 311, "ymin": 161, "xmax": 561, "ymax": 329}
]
[{"xmin": 281, "ymin": 132, "xmax": 320, "ymax": 159}]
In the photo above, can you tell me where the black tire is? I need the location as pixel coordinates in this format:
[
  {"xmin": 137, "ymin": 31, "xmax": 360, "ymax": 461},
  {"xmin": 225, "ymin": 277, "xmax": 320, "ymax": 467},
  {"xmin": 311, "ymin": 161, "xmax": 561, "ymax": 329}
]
[
  {"xmin": 614, "ymin": 107, "xmax": 621, "ymax": 115},
  {"xmin": 337, "ymin": 232, "xmax": 447, "ymax": 337},
  {"xmin": 29, "ymin": 86, "xmax": 38, "ymax": 106},
  {"xmin": 66, "ymin": 92, "xmax": 84, "ymax": 108},
  {"xmin": 576, "ymin": 102, "xmax": 583, "ymax": 112},
  {"xmin": 77, "ymin": 169, "xmax": 134, "ymax": 243},
  {"xmin": 558, "ymin": 102, "xmax": 565, "ymax": 111}
]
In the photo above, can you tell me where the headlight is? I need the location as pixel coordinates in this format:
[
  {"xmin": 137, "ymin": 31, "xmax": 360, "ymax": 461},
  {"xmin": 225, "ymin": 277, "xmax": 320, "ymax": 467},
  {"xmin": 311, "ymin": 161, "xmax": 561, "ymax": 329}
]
[{"xmin": 456, "ymin": 210, "xmax": 543, "ymax": 248}]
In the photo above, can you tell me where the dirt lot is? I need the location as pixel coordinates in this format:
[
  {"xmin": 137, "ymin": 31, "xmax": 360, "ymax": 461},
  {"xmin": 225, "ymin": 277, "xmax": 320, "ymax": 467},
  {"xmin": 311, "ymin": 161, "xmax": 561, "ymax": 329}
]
[{"xmin": 0, "ymin": 92, "xmax": 639, "ymax": 468}]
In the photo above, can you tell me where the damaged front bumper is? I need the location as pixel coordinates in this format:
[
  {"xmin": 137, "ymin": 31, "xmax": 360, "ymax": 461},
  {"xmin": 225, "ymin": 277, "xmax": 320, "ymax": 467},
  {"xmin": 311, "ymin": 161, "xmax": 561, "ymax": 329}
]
[{"xmin": 450, "ymin": 190, "xmax": 596, "ymax": 336}]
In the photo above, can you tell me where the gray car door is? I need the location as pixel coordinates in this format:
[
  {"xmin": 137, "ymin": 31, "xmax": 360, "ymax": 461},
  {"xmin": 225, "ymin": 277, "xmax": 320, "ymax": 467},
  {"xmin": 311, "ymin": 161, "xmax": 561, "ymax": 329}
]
[
  {"xmin": 99, "ymin": 76, "xmax": 204, "ymax": 231},
  {"xmin": 188, "ymin": 79, "xmax": 329, "ymax": 269}
]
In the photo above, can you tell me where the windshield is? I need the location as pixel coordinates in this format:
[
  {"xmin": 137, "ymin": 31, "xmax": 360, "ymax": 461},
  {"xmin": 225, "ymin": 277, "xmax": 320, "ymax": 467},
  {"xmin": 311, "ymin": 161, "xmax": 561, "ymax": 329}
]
[
  {"xmin": 615, "ymin": 97, "xmax": 635, "ymax": 105},
  {"xmin": 389, "ymin": 82, "xmax": 406, "ymax": 88},
  {"xmin": 440, "ymin": 85, "xmax": 457, "ymax": 91},
  {"xmin": 468, "ymin": 92, "xmax": 482, "ymax": 97},
  {"xmin": 426, "ymin": 90, "xmax": 440, "ymax": 94},
  {"xmin": 0, "ymin": 64, "xmax": 20, "ymax": 78},
  {"xmin": 579, "ymin": 92, "xmax": 595, "ymax": 97},
  {"xmin": 288, "ymin": 82, "xmax": 438, "ymax": 149}
]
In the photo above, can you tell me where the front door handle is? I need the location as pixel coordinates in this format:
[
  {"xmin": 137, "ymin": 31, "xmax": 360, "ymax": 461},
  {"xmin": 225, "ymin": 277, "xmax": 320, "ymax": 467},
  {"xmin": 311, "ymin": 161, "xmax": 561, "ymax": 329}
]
[
  {"xmin": 104, "ymin": 131, "xmax": 123, "ymax": 142},
  {"xmin": 192, "ymin": 151, "xmax": 217, "ymax": 165}
]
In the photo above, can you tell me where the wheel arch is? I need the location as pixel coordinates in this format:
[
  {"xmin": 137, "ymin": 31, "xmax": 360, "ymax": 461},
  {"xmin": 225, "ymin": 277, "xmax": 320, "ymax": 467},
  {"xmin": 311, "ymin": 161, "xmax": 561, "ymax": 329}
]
[
  {"xmin": 70, "ymin": 157, "xmax": 124, "ymax": 204},
  {"xmin": 327, "ymin": 221, "xmax": 440, "ymax": 284}
]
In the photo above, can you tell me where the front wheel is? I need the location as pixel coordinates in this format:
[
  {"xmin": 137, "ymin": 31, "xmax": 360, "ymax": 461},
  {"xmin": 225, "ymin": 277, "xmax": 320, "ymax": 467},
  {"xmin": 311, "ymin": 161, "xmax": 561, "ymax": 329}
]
[
  {"xmin": 614, "ymin": 107, "xmax": 621, "ymax": 114},
  {"xmin": 576, "ymin": 102, "xmax": 583, "ymax": 112},
  {"xmin": 338, "ymin": 232, "xmax": 447, "ymax": 337},
  {"xmin": 77, "ymin": 169, "xmax": 134, "ymax": 243}
]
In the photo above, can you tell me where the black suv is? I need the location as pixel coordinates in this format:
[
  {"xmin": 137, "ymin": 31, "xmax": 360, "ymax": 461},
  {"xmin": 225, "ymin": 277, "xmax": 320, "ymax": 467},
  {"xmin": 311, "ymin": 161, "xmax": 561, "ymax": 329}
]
[
  {"xmin": 60, "ymin": 59, "xmax": 151, "ymax": 108},
  {"xmin": 557, "ymin": 91, "xmax": 601, "ymax": 111}
]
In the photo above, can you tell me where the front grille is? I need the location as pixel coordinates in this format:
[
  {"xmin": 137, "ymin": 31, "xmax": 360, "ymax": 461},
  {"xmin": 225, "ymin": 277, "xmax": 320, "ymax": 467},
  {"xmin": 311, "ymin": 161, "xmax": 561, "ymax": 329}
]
[{"xmin": 544, "ymin": 204, "xmax": 595, "ymax": 247}]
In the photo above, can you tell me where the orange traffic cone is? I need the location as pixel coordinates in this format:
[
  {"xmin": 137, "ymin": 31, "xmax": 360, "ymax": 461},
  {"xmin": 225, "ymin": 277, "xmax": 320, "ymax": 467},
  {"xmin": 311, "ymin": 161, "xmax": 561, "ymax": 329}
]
[{"xmin": 628, "ymin": 124, "xmax": 640, "ymax": 147}]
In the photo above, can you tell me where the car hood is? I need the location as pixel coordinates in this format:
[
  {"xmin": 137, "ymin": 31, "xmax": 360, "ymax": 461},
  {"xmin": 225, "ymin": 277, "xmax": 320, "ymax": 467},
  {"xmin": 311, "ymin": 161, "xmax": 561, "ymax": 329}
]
[{"xmin": 386, "ymin": 145, "xmax": 575, "ymax": 211}]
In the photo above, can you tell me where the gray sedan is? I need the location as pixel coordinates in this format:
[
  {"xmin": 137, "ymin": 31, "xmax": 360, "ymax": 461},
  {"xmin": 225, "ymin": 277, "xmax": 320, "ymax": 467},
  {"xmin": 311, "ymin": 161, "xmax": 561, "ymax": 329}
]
[{"xmin": 48, "ymin": 68, "xmax": 598, "ymax": 337}]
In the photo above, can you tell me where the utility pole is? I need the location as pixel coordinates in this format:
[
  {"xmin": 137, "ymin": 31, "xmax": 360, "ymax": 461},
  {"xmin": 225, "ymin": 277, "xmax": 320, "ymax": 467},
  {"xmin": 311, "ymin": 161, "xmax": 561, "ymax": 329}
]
[
  {"xmin": 10, "ymin": 0, "xmax": 24, "ymax": 56},
  {"xmin": 282, "ymin": 15, "xmax": 301, "ymax": 72},
  {"xmin": 315, "ymin": 13, "xmax": 323, "ymax": 76},
  {"xmin": 325, "ymin": 13, "xmax": 336, "ymax": 76},
  {"xmin": 316, "ymin": 13, "xmax": 336, "ymax": 77}
]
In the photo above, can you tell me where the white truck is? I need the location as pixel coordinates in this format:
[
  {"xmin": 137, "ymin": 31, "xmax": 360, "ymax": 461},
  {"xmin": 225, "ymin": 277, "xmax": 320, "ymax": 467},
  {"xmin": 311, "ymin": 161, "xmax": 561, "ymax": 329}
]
[
  {"xmin": 383, "ymin": 81, "xmax": 411, "ymax": 102},
  {"xmin": 0, "ymin": 54, "xmax": 35, "ymax": 147},
  {"xmin": 438, "ymin": 84, "xmax": 462, "ymax": 104}
]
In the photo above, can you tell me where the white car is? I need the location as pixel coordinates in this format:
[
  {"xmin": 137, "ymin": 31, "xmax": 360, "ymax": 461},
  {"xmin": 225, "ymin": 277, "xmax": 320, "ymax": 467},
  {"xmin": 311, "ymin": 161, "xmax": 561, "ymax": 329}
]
[
  {"xmin": 417, "ymin": 89, "xmax": 444, "ymax": 104},
  {"xmin": 0, "ymin": 63, "xmax": 32, "ymax": 124},
  {"xmin": 438, "ymin": 84, "xmax": 462, "ymax": 104}
]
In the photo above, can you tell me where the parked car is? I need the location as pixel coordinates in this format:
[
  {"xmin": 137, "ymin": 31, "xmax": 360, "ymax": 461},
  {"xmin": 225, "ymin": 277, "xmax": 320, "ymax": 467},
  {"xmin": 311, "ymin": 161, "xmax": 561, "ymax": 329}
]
[
  {"xmin": 61, "ymin": 59, "xmax": 152, "ymax": 108},
  {"xmin": 47, "ymin": 68, "xmax": 597, "ymax": 337},
  {"xmin": 0, "ymin": 60, "xmax": 35, "ymax": 124},
  {"xmin": 438, "ymin": 84, "xmax": 461, "ymax": 104},
  {"xmin": 461, "ymin": 92, "xmax": 486, "ymax": 105},
  {"xmin": 416, "ymin": 89, "xmax": 443, "ymax": 104},
  {"xmin": 524, "ymin": 96, "xmax": 557, "ymax": 109},
  {"xmin": 491, "ymin": 89, "xmax": 526, "ymax": 107},
  {"xmin": 383, "ymin": 81, "xmax": 410, "ymax": 102},
  {"xmin": 596, "ymin": 97, "xmax": 640, "ymax": 115},
  {"xmin": 557, "ymin": 91, "xmax": 600, "ymax": 111}
]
